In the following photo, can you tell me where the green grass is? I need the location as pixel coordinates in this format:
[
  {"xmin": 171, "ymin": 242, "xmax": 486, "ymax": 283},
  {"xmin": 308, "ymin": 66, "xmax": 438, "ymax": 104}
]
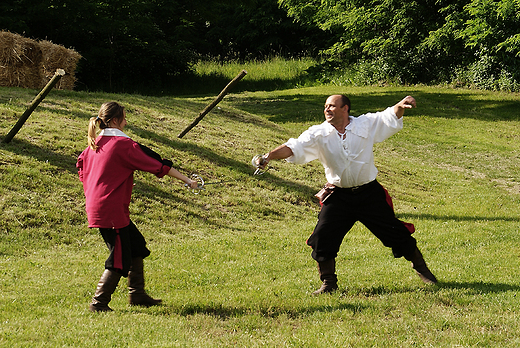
[
  {"xmin": 1, "ymin": 71, "xmax": 520, "ymax": 347},
  {"xmin": 170, "ymin": 57, "xmax": 316, "ymax": 96}
]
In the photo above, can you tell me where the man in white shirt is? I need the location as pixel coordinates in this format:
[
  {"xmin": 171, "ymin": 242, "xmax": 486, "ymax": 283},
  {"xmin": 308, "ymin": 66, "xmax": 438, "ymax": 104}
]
[{"xmin": 256, "ymin": 95, "xmax": 437, "ymax": 294}]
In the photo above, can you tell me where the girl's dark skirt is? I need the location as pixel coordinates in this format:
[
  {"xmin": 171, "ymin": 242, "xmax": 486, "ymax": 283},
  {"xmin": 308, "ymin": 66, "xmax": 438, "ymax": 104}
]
[
  {"xmin": 306, "ymin": 180, "xmax": 417, "ymax": 262},
  {"xmin": 99, "ymin": 220, "xmax": 151, "ymax": 277}
]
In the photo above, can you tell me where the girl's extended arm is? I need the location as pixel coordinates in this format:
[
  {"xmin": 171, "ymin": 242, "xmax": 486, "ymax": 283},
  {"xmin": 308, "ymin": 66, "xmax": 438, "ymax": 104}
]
[{"xmin": 168, "ymin": 167, "xmax": 198, "ymax": 189}]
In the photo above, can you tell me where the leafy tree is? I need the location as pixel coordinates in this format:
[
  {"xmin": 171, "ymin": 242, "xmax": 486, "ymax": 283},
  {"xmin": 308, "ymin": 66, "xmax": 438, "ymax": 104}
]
[
  {"xmin": 279, "ymin": 0, "xmax": 520, "ymax": 89},
  {"xmin": 427, "ymin": 0, "xmax": 520, "ymax": 89},
  {"xmin": 279, "ymin": 0, "xmax": 467, "ymax": 84}
]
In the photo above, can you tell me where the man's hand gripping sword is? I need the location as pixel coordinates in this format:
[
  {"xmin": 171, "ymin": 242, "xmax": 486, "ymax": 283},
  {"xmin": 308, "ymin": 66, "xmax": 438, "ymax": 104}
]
[{"xmin": 251, "ymin": 154, "xmax": 269, "ymax": 175}]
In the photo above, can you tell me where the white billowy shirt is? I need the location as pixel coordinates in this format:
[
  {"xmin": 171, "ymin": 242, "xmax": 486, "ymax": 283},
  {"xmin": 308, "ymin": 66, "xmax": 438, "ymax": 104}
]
[{"xmin": 284, "ymin": 107, "xmax": 402, "ymax": 188}]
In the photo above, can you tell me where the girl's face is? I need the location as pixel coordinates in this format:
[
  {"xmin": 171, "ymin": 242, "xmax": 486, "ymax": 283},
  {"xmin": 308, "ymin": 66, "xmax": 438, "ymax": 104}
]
[{"xmin": 111, "ymin": 110, "xmax": 127, "ymax": 130}]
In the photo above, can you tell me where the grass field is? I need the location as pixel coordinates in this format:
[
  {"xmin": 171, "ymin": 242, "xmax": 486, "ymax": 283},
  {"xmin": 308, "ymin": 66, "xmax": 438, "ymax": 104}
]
[
  {"xmin": 1, "ymin": 63, "xmax": 520, "ymax": 347},
  {"xmin": 169, "ymin": 57, "xmax": 316, "ymax": 96}
]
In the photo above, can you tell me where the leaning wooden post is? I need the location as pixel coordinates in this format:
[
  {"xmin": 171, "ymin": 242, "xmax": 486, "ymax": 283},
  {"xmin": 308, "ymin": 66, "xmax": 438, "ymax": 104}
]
[
  {"xmin": 2, "ymin": 69, "xmax": 66, "ymax": 143},
  {"xmin": 178, "ymin": 70, "xmax": 247, "ymax": 138}
]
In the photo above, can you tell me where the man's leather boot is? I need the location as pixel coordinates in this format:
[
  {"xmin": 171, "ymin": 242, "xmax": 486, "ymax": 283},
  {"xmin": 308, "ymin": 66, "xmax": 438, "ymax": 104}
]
[
  {"xmin": 89, "ymin": 269, "xmax": 122, "ymax": 312},
  {"xmin": 405, "ymin": 247, "xmax": 438, "ymax": 284},
  {"xmin": 312, "ymin": 258, "xmax": 339, "ymax": 295},
  {"xmin": 128, "ymin": 257, "xmax": 162, "ymax": 307}
]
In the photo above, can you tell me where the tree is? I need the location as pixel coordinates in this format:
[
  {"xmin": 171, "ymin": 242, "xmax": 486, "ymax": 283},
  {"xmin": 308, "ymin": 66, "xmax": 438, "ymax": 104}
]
[
  {"xmin": 426, "ymin": 0, "xmax": 520, "ymax": 89},
  {"xmin": 279, "ymin": 0, "xmax": 520, "ymax": 89}
]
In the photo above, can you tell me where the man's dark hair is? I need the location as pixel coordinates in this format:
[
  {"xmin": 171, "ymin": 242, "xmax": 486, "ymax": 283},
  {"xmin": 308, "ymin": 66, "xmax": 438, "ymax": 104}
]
[{"xmin": 340, "ymin": 95, "xmax": 351, "ymax": 112}]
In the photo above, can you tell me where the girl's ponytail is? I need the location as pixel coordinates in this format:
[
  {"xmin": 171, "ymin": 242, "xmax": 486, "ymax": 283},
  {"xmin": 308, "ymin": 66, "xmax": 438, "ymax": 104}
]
[
  {"xmin": 88, "ymin": 102, "xmax": 125, "ymax": 150},
  {"xmin": 88, "ymin": 117, "xmax": 99, "ymax": 151}
]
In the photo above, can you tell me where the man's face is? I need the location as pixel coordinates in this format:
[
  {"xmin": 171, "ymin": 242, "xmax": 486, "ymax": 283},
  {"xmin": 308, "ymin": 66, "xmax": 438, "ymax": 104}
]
[{"xmin": 324, "ymin": 95, "xmax": 348, "ymax": 125}]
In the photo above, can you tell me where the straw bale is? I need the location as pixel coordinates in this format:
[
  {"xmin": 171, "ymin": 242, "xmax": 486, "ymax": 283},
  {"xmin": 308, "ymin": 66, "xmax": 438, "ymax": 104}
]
[
  {"xmin": 0, "ymin": 31, "xmax": 43, "ymax": 89},
  {"xmin": 0, "ymin": 31, "xmax": 82, "ymax": 90},
  {"xmin": 40, "ymin": 40, "xmax": 82, "ymax": 90}
]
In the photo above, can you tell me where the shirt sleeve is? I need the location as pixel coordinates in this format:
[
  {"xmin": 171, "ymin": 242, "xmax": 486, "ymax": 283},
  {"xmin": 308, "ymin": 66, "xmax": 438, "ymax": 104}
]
[
  {"xmin": 124, "ymin": 141, "xmax": 172, "ymax": 178},
  {"xmin": 138, "ymin": 143, "xmax": 173, "ymax": 168},
  {"xmin": 365, "ymin": 107, "xmax": 403, "ymax": 143},
  {"xmin": 284, "ymin": 125, "xmax": 322, "ymax": 165}
]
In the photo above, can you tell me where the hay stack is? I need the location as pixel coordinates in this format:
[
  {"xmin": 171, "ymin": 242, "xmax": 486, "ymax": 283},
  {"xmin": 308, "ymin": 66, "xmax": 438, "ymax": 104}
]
[
  {"xmin": 0, "ymin": 31, "xmax": 82, "ymax": 90},
  {"xmin": 0, "ymin": 31, "xmax": 43, "ymax": 89},
  {"xmin": 40, "ymin": 40, "xmax": 81, "ymax": 90}
]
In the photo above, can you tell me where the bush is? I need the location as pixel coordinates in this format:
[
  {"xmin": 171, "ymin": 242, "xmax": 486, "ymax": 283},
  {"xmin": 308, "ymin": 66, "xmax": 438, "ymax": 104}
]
[{"xmin": 452, "ymin": 50, "xmax": 520, "ymax": 91}]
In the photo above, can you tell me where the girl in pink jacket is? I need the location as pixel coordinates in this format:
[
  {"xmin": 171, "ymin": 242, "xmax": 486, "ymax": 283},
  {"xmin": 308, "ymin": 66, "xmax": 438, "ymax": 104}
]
[{"xmin": 77, "ymin": 102, "xmax": 197, "ymax": 312}]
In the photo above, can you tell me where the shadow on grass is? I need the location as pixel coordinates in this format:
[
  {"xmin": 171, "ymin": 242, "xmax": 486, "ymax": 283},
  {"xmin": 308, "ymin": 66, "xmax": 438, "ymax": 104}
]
[
  {"xmin": 436, "ymin": 280, "xmax": 520, "ymax": 294},
  {"xmin": 160, "ymin": 71, "xmax": 310, "ymax": 97},
  {"xmin": 0, "ymin": 137, "xmax": 79, "ymax": 174},
  {"xmin": 341, "ymin": 284, "xmax": 435, "ymax": 297},
  {"xmin": 231, "ymin": 89, "xmax": 520, "ymax": 124},
  {"xmin": 123, "ymin": 278, "xmax": 520, "ymax": 319},
  {"xmin": 398, "ymin": 213, "xmax": 520, "ymax": 223},
  {"xmin": 341, "ymin": 280, "xmax": 520, "ymax": 298},
  {"xmin": 131, "ymin": 282, "xmax": 520, "ymax": 318},
  {"xmin": 150, "ymin": 301, "xmax": 367, "ymax": 319}
]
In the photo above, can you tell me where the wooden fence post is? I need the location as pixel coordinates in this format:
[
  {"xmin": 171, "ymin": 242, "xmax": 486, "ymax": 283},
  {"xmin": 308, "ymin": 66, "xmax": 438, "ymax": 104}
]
[
  {"xmin": 178, "ymin": 70, "xmax": 247, "ymax": 139},
  {"xmin": 2, "ymin": 69, "xmax": 66, "ymax": 143}
]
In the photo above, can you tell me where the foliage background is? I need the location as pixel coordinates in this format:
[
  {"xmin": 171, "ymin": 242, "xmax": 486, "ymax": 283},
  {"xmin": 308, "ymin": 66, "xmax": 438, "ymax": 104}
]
[
  {"xmin": 280, "ymin": 0, "xmax": 520, "ymax": 91},
  {"xmin": 1, "ymin": 0, "xmax": 519, "ymax": 93},
  {"xmin": 0, "ymin": 0, "xmax": 326, "ymax": 92}
]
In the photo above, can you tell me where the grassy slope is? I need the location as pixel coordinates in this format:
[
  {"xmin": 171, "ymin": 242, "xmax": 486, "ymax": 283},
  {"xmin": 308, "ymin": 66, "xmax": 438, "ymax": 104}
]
[{"xmin": 0, "ymin": 82, "xmax": 520, "ymax": 347}]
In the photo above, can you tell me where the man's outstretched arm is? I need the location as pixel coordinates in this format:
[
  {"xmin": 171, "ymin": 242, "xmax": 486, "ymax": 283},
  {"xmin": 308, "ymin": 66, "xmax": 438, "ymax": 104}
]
[
  {"xmin": 257, "ymin": 145, "xmax": 294, "ymax": 168},
  {"xmin": 393, "ymin": 95, "xmax": 417, "ymax": 119}
]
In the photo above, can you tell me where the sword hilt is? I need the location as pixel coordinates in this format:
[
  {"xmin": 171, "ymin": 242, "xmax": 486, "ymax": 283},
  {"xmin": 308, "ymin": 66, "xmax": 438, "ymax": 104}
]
[
  {"xmin": 184, "ymin": 174, "xmax": 205, "ymax": 194},
  {"xmin": 251, "ymin": 154, "xmax": 268, "ymax": 175}
]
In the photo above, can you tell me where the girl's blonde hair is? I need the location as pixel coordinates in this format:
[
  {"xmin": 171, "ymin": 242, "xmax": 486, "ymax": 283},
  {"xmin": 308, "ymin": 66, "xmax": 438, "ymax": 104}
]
[{"xmin": 88, "ymin": 102, "xmax": 125, "ymax": 150}]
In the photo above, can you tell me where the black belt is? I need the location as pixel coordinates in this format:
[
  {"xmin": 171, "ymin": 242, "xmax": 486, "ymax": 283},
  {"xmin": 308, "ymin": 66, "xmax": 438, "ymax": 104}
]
[{"xmin": 337, "ymin": 180, "xmax": 377, "ymax": 194}]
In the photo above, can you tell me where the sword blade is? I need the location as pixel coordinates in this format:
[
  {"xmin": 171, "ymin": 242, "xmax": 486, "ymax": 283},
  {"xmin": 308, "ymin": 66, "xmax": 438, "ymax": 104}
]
[{"xmin": 202, "ymin": 179, "xmax": 235, "ymax": 185}]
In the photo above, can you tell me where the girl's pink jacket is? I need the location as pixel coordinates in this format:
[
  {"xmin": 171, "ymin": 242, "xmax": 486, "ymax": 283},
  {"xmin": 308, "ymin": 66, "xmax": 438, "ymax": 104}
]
[{"xmin": 77, "ymin": 132, "xmax": 171, "ymax": 229}]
